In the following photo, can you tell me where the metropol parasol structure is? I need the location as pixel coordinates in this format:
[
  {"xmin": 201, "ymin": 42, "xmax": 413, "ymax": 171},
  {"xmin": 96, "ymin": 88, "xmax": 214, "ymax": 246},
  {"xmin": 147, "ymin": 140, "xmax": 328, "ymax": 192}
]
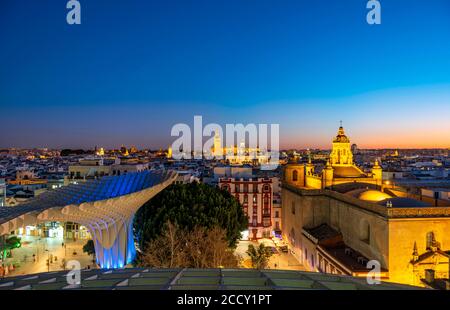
[{"xmin": 0, "ymin": 170, "xmax": 177, "ymax": 269}]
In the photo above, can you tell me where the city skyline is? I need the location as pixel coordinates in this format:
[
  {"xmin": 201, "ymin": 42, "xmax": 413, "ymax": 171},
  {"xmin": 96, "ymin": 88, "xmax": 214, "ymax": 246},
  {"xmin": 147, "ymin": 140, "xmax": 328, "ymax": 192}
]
[{"xmin": 1, "ymin": 0, "xmax": 450, "ymax": 149}]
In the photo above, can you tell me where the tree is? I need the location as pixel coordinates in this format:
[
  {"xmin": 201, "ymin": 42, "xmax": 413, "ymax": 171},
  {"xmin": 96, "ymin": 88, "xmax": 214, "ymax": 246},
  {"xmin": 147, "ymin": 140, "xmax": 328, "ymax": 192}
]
[
  {"xmin": 138, "ymin": 221, "xmax": 239, "ymax": 268},
  {"xmin": 0, "ymin": 236, "xmax": 21, "ymax": 260},
  {"xmin": 82, "ymin": 239, "xmax": 96, "ymax": 263},
  {"xmin": 246, "ymin": 244, "xmax": 273, "ymax": 270},
  {"xmin": 139, "ymin": 221, "xmax": 185, "ymax": 268},
  {"xmin": 134, "ymin": 182, "xmax": 248, "ymax": 250}
]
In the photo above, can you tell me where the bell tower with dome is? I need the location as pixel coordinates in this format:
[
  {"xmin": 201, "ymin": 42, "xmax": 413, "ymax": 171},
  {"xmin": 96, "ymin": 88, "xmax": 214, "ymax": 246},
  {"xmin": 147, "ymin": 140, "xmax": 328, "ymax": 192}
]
[
  {"xmin": 284, "ymin": 124, "xmax": 383, "ymax": 190},
  {"xmin": 330, "ymin": 123, "xmax": 353, "ymax": 166}
]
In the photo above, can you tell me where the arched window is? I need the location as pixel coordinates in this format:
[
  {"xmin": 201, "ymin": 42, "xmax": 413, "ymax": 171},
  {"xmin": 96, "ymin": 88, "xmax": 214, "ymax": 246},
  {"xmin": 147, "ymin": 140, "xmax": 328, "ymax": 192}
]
[{"xmin": 293, "ymin": 170, "xmax": 298, "ymax": 182}]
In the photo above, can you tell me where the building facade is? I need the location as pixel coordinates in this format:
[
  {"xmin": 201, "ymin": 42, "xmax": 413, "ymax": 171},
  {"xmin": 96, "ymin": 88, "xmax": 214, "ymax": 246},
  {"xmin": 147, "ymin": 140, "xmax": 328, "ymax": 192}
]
[
  {"xmin": 282, "ymin": 127, "xmax": 450, "ymax": 287},
  {"xmin": 285, "ymin": 125, "xmax": 383, "ymax": 190},
  {"xmin": 219, "ymin": 177, "xmax": 273, "ymax": 239}
]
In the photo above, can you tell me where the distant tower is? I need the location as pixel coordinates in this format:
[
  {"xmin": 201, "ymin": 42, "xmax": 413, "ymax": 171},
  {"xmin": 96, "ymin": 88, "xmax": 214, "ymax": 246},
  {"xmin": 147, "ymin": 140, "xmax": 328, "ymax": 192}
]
[
  {"xmin": 372, "ymin": 158, "xmax": 383, "ymax": 183},
  {"xmin": 330, "ymin": 123, "xmax": 353, "ymax": 166},
  {"xmin": 213, "ymin": 131, "xmax": 222, "ymax": 158},
  {"xmin": 323, "ymin": 159, "xmax": 334, "ymax": 188},
  {"xmin": 167, "ymin": 145, "xmax": 172, "ymax": 159},
  {"xmin": 305, "ymin": 151, "xmax": 314, "ymax": 176},
  {"xmin": 351, "ymin": 143, "xmax": 358, "ymax": 154}
]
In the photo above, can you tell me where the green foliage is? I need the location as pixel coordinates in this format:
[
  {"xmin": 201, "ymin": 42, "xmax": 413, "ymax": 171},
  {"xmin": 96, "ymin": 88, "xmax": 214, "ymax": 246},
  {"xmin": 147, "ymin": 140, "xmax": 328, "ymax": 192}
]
[
  {"xmin": 82, "ymin": 239, "xmax": 95, "ymax": 256},
  {"xmin": 246, "ymin": 243, "xmax": 273, "ymax": 269},
  {"xmin": 5, "ymin": 236, "xmax": 21, "ymax": 249},
  {"xmin": 134, "ymin": 182, "xmax": 248, "ymax": 250},
  {"xmin": 0, "ymin": 236, "xmax": 21, "ymax": 260}
]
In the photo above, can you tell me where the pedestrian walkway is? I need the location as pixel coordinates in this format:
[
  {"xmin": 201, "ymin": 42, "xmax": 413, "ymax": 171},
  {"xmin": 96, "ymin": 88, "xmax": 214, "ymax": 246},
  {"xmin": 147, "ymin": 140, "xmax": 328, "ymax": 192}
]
[
  {"xmin": 1, "ymin": 235, "xmax": 96, "ymax": 277},
  {"xmin": 235, "ymin": 238, "xmax": 305, "ymax": 271}
]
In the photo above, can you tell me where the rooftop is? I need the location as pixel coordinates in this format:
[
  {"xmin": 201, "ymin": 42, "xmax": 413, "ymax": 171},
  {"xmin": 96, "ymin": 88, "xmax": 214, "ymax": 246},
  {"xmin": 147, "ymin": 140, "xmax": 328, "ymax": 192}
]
[
  {"xmin": 0, "ymin": 268, "xmax": 421, "ymax": 290},
  {"xmin": 0, "ymin": 170, "xmax": 172, "ymax": 226}
]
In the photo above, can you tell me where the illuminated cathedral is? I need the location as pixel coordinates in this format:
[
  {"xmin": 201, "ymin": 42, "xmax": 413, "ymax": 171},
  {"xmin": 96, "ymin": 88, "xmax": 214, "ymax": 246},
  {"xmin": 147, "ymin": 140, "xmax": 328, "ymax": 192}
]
[
  {"xmin": 286, "ymin": 124, "xmax": 382, "ymax": 189},
  {"xmin": 282, "ymin": 125, "xmax": 450, "ymax": 288}
]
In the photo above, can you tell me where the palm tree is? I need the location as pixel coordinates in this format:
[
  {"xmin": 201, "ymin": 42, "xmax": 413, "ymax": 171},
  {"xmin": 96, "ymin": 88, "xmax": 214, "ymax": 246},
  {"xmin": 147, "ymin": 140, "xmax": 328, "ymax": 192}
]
[{"xmin": 246, "ymin": 243, "xmax": 273, "ymax": 269}]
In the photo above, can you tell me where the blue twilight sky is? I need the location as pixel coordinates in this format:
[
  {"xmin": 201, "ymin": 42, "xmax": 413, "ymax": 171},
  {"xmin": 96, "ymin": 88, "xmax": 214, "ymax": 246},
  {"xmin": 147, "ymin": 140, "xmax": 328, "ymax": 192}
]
[{"xmin": 1, "ymin": 0, "xmax": 450, "ymax": 149}]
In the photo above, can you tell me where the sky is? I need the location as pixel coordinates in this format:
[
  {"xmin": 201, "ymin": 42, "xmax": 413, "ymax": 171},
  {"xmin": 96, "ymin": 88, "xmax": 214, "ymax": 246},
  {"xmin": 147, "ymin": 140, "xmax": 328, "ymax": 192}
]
[{"xmin": 1, "ymin": 0, "xmax": 450, "ymax": 150}]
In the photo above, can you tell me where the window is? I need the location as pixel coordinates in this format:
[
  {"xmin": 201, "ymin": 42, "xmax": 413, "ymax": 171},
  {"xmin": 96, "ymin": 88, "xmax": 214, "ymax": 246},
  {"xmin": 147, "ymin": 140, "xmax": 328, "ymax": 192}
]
[
  {"xmin": 359, "ymin": 219, "xmax": 370, "ymax": 244},
  {"xmin": 290, "ymin": 228, "xmax": 296, "ymax": 246},
  {"xmin": 243, "ymin": 195, "xmax": 248, "ymax": 203},
  {"xmin": 275, "ymin": 211, "xmax": 279, "ymax": 218},
  {"xmin": 264, "ymin": 185, "xmax": 270, "ymax": 192},
  {"xmin": 253, "ymin": 196, "xmax": 257, "ymax": 203},
  {"xmin": 291, "ymin": 201, "xmax": 295, "ymax": 215},
  {"xmin": 426, "ymin": 231, "xmax": 435, "ymax": 249},
  {"xmin": 243, "ymin": 184, "xmax": 248, "ymax": 192},
  {"xmin": 235, "ymin": 184, "xmax": 240, "ymax": 192},
  {"xmin": 293, "ymin": 170, "xmax": 298, "ymax": 181},
  {"xmin": 311, "ymin": 254, "xmax": 315, "ymax": 268}
]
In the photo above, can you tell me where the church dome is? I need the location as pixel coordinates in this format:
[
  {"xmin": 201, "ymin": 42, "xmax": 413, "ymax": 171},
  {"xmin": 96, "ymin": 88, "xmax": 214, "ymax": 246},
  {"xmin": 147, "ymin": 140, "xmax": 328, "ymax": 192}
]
[
  {"xmin": 333, "ymin": 126, "xmax": 350, "ymax": 143},
  {"xmin": 358, "ymin": 190, "xmax": 392, "ymax": 202}
]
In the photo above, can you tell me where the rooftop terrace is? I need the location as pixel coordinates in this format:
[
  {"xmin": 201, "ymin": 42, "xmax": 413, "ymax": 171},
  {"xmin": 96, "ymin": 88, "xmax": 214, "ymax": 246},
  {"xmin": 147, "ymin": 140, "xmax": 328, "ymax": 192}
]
[{"xmin": 0, "ymin": 268, "xmax": 421, "ymax": 290}]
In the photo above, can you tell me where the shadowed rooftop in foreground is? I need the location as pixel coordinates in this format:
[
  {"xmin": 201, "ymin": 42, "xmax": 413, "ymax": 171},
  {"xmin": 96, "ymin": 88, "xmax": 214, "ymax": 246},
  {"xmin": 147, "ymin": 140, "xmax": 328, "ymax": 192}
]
[{"xmin": 0, "ymin": 268, "xmax": 423, "ymax": 290}]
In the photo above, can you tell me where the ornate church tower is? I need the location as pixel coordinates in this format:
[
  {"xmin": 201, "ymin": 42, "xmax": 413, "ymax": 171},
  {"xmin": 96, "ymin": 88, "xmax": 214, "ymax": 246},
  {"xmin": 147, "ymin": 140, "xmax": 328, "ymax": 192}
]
[
  {"xmin": 372, "ymin": 158, "xmax": 383, "ymax": 183},
  {"xmin": 213, "ymin": 131, "xmax": 222, "ymax": 158},
  {"xmin": 330, "ymin": 123, "xmax": 353, "ymax": 166},
  {"xmin": 323, "ymin": 159, "xmax": 334, "ymax": 188}
]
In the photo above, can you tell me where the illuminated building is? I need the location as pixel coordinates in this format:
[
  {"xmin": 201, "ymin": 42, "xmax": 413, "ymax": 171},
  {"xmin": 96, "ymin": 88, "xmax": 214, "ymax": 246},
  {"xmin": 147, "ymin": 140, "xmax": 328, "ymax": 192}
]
[
  {"xmin": 96, "ymin": 147, "xmax": 105, "ymax": 156},
  {"xmin": 130, "ymin": 146, "xmax": 138, "ymax": 154},
  {"xmin": 120, "ymin": 145, "xmax": 129, "ymax": 156},
  {"xmin": 0, "ymin": 170, "xmax": 176, "ymax": 268},
  {"xmin": 212, "ymin": 132, "xmax": 270, "ymax": 165},
  {"xmin": 220, "ymin": 177, "xmax": 273, "ymax": 239},
  {"xmin": 213, "ymin": 131, "xmax": 222, "ymax": 158},
  {"xmin": 282, "ymin": 126, "xmax": 450, "ymax": 287},
  {"xmin": 68, "ymin": 157, "xmax": 148, "ymax": 180},
  {"xmin": 167, "ymin": 145, "xmax": 172, "ymax": 159},
  {"xmin": 285, "ymin": 125, "xmax": 383, "ymax": 189}
]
